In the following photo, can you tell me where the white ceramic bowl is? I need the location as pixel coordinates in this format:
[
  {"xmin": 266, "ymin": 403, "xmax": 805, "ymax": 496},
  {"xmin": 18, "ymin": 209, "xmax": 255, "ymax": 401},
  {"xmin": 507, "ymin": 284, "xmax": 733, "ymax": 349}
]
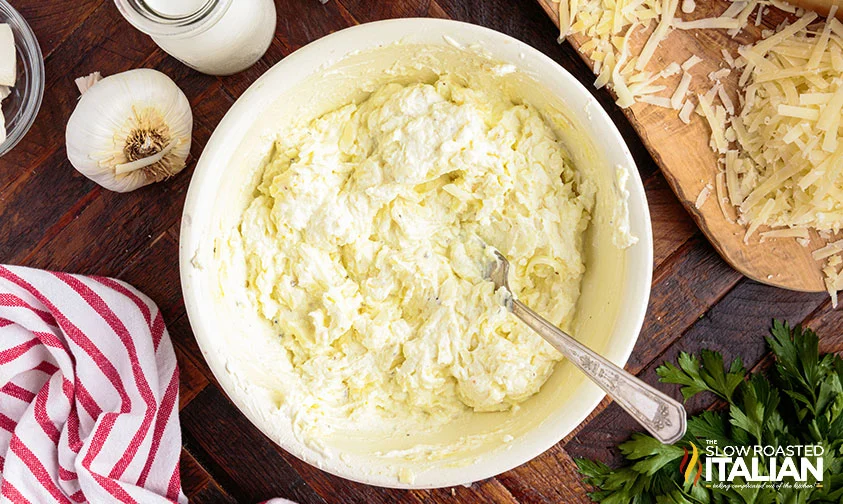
[{"xmin": 180, "ymin": 18, "xmax": 652, "ymax": 488}]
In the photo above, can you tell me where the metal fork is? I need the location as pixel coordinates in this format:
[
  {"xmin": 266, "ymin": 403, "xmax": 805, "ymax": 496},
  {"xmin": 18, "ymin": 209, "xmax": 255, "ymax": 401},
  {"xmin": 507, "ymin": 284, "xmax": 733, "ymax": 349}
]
[{"xmin": 486, "ymin": 250, "xmax": 686, "ymax": 444}]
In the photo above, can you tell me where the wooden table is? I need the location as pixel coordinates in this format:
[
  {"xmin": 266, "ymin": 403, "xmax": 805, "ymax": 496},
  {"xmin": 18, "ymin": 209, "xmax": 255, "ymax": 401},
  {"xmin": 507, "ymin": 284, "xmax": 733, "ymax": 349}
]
[{"xmin": 2, "ymin": 1, "xmax": 841, "ymax": 502}]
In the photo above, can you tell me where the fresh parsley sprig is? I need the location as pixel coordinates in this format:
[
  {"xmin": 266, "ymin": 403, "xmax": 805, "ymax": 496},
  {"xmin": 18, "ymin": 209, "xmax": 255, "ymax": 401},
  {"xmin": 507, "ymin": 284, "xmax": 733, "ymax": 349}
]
[{"xmin": 575, "ymin": 320, "xmax": 843, "ymax": 504}]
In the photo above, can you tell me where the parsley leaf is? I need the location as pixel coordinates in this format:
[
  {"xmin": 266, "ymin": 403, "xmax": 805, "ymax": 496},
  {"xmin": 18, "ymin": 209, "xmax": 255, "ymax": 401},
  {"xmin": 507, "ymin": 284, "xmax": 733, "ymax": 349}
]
[
  {"xmin": 576, "ymin": 321, "xmax": 843, "ymax": 504},
  {"xmin": 619, "ymin": 433, "xmax": 686, "ymax": 475},
  {"xmin": 656, "ymin": 350, "xmax": 745, "ymax": 402}
]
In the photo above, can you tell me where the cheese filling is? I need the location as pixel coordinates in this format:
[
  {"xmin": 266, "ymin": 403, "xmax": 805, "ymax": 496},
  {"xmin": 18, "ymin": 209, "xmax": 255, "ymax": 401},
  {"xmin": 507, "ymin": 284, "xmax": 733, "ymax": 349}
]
[{"xmin": 233, "ymin": 76, "xmax": 593, "ymax": 436}]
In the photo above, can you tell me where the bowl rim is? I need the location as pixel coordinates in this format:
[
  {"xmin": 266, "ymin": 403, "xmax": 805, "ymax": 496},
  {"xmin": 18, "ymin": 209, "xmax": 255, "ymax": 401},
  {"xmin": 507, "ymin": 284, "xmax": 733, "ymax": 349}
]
[
  {"xmin": 0, "ymin": 0, "xmax": 45, "ymax": 157},
  {"xmin": 180, "ymin": 17, "xmax": 653, "ymax": 489}
]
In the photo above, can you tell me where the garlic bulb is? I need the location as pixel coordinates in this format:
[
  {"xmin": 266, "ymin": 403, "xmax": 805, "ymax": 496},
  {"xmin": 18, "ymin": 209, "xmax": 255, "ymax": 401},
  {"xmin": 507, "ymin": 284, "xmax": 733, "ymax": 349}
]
[{"xmin": 66, "ymin": 69, "xmax": 193, "ymax": 193}]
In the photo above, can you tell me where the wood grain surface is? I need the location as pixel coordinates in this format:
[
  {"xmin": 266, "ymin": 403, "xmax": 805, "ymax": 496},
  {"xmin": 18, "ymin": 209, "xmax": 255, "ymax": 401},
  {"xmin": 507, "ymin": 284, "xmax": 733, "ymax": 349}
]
[
  {"xmin": 0, "ymin": 0, "xmax": 840, "ymax": 502},
  {"xmin": 536, "ymin": 0, "xmax": 832, "ymax": 293}
]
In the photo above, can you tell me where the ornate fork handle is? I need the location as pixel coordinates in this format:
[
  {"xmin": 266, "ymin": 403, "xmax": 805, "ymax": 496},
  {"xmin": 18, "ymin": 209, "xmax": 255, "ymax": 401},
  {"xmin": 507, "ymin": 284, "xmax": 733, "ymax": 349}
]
[{"xmin": 510, "ymin": 299, "xmax": 686, "ymax": 444}]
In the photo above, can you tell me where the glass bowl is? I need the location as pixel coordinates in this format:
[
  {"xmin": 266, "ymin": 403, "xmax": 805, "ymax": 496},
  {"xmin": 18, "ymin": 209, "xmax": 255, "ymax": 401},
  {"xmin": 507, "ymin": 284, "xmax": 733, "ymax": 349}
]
[{"xmin": 0, "ymin": 0, "xmax": 44, "ymax": 157}]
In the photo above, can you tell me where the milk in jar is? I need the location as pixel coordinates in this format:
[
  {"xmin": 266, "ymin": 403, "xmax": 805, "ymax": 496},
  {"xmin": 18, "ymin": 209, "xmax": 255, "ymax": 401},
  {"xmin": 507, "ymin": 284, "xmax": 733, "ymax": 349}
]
[{"xmin": 115, "ymin": 0, "xmax": 277, "ymax": 76}]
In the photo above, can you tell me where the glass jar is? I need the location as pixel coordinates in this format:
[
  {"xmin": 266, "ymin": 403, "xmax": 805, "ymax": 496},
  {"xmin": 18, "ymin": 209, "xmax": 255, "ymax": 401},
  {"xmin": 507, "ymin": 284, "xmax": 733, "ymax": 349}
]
[{"xmin": 114, "ymin": 0, "xmax": 277, "ymax": 76}]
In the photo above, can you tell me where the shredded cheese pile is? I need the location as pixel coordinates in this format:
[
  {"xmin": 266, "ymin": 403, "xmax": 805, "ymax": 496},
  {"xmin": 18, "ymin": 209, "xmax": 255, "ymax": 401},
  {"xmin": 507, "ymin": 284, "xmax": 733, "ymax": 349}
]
[
  {"xmin": 726, "ymin": 10, "xmax": 843, "ymax": 304},
  {"xmin": 556, "ymin": 0, "xmax": 843, "ymax": 305},
  {"xmin": 556, "ymin": 0, "xmax": 764, "ymax": 109},
  {"xmin": 558, "ymin": 0, "xmax": 679, "ymax": 108}
]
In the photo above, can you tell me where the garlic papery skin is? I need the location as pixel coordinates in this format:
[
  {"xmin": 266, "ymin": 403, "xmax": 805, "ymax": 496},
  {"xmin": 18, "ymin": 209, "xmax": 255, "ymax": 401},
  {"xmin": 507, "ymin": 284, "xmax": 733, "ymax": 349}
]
[{"xmin": 66, "ymin": 68, "xmax": 193, "ymax": 193}]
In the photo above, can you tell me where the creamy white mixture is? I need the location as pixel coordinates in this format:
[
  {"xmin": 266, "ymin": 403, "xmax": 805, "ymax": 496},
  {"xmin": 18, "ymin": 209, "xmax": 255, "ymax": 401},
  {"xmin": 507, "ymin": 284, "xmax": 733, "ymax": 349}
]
[{"xmin": 230, "ymin": 75, "xmax": 593, "ymax": 440}]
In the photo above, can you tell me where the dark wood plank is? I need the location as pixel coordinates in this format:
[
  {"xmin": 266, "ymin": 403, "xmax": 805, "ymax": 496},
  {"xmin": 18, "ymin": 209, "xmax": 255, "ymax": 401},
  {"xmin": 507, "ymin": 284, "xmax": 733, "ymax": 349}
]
[
  {"xmin": 268, "ymin": 450, "xmax": 422, "ymax": 504},
  {"xmin": 427, "ymin": 0, "xmax": 450, "ymax": 19},
  {"xmin": 167, "ymin": 313, "xmax": 219, "ymax": 389},
  {"xmin": 337, "ymin": 0, "xmax": 430, "ymax": 21},
  {"xmin": 801, "ymin": 301, "xmax": 843, "ymax": 355},
  {"xmin": 0, "ymin": 146, "xmax": 99, "ymax": 260},
  {"xmin": 113, "ymin": 224, "xmax": 209, "ymax": 411},
  {"xmin": 115, "ymin": 229, "xmax": 183, "ymax": 319},
  {"xmin": 182, "ymin": 438, "xmax": 249, "ymax": 504},
  {"xmin": 180, "ymin": 449, "xmax": 214, "ymax": 499},
  {"xmin": 190, "ymin": 484, "xmax": 238, "ymax": 504},
  {"xmin": 496, "ymin": 446, "xmax": 592, "ymax": 504},
  {"xmin": 646, "ymin": 174, "xmax": 698, "ymax": 267},
  {"xmin": 15, "ymin": 0, "xmax": 105, "ymax": 59},
  {"xmin": 180, "ymin": 449, "xmax": 238, "ymax": 504},
  {"xmin": 181, "ymin": 387, "xmax": 328, "ymax": 504},
  {"xmin": 174, "ymin": 340, "xmax": 208, "ymax": 411},
  {"xmin": 421, "ymin": 480, "xmax": 518, "ymax": 504}
]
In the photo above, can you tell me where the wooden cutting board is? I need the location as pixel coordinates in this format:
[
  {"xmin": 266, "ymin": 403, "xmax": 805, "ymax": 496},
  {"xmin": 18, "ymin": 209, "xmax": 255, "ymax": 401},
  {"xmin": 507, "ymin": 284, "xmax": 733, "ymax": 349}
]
[{"xmin": 536, "ymin": 0, "xmax": 829, "ymax": 292}]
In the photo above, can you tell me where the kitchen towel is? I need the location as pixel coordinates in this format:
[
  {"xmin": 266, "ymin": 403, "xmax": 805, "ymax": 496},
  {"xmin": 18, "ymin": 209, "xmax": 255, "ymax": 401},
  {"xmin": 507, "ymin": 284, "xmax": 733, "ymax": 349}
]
[{"xmin": 0, "ymin": 265, "xmax": 185, "ymax": 503}]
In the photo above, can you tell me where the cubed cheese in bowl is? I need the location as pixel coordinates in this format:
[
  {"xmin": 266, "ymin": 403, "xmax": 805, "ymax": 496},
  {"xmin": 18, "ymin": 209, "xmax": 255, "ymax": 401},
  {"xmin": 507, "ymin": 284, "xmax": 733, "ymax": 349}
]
[
  {"xmin": 0, "ymin": 23, "xmax": 15, "ymax": 88},
  {"xmin": 0, "ymin": 0, "xmax": 43, "ymax": 157}
]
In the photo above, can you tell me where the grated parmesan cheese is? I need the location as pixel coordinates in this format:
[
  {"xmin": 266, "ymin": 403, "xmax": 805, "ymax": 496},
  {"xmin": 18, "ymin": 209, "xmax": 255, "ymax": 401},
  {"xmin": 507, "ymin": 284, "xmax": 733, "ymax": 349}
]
[
  {"xmin": 660, "ymin": 62, "xmax": 682, "ymax": 78},
  {"xmin": 638, "ymin": 94, "xmax": 674, "ymax": 108},
  {"xmin": 695, "ymin": 183, "xmax": 713, "ymax": 209},
  {"xmin": 721, "ymin": 1, "xmax": 750, "ymax": 19},
  {"xmin": 715, "ymin": 170, "xmax": 736, "ymax": 223},
  {"xmin": 823, "ymin": 254, "xmax": 842, "ymax": 307},
  {"xmin": 716, "ymin": 10, "xmax": 843, "ymax": 302},
  {"xmin": 697, "ymin": 90, "xmax": 728, "ymax": 153},
  {"xmin": 638, "ymin": 0, "xmax": 679, "ymax": 71},
  {"xmin": 678, "ymin": 98, "xmax": 695, "ymax": 123},
  {"xmin": 671, "ymin": 71, "xmax": 693, "ymax": 109},
  {"xmin": 554, "ymin": 0, "xmax": 843, "ymax": 302},
  {"xmin": 727, "ymin": 1, "xmax": 762, "ymax": 37},
  {"xmin": 718, "ymin": 86, "xmax": 736, "ymax": 115},
  {"xmin": 673, "ymin": 17, "xmax": 743, "ymax": 30},
  {"xmin": 812, "ymin": 239, "xmax": 843, "ymax": 261},
  {"xmin": 681, "ymin": 54, "xmax": 703, "ymax": 71},
  {"xmin": 554, "ymin": 0, "xmax": 756, "ymax": 111},
  {"xmin": 709, "ymin": 68, "xmax": 731, "ymax": 82},
  {"xmin": 769, "ymin": 0, "xmax": 796, "ymax": 13},
  {"xmin": 721, "ymin": 48, "xmax": 736, "ymax": 67},
  {"xmin": 761, "ymin": 227, "xmax": 810, "ymax": 240}
]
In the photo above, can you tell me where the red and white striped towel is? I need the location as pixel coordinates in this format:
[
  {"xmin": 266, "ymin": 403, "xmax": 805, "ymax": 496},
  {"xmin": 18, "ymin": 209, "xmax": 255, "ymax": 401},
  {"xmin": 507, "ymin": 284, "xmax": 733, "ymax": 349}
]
[{"xmin": 0, "ymin": 265, "xmax": 185, "ymax": 503}]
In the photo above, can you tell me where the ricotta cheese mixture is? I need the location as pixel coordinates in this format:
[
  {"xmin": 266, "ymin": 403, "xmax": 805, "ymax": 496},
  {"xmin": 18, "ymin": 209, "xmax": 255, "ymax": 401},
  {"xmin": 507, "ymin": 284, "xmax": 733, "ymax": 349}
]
[{"xmin": 233, "ymin": 75, "xmax": 594, "ymax": 438}]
